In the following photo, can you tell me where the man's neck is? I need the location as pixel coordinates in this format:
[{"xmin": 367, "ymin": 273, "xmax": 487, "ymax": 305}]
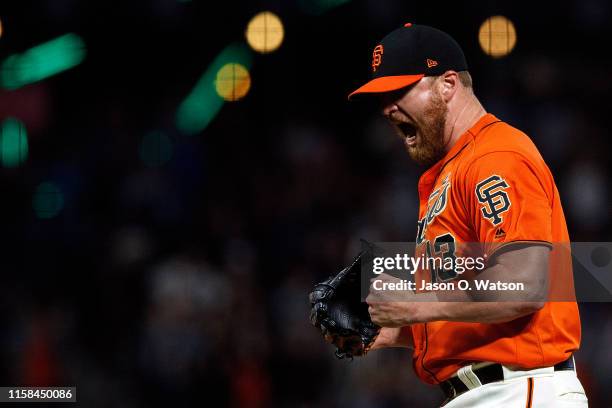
[{"xmin": 443, "ymin": 94, "xmax": 487, "ymax": 153}]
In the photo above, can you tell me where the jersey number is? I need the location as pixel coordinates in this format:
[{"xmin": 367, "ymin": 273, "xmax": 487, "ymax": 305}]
[{"xmin": 425, "ymin": 233, "xmax": 457, "ymax": 283}]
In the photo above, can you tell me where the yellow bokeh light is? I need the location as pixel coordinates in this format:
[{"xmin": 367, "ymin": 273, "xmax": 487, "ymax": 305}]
[
  {"xmin": 0, "ymin": 18, "xmax": 3, "ymax": 39},
  {"xmin": 215, "ymin": 63, "xmax": 251, "ymax": 101},
  {"xmin": 479, "ymin": 16, "xmax": 517, "ymax": 58},
  {"xmin": 245, "ymin": 11, "xmax": 284, "ymax": 54}
]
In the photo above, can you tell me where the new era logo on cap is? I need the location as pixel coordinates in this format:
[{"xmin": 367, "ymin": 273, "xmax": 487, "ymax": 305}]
[{"xmin": 349, "ymin": 23, "xmax": 468, "ymax": 99}]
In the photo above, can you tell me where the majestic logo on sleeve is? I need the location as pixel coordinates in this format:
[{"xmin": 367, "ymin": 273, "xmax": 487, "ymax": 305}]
[
  {"xmin": 372, "ymin": 45, "xmax": 384, "ymax": 72},
  {"xmin": 475, "ymin": 175, "xmax": 511, "ymax": 226}
]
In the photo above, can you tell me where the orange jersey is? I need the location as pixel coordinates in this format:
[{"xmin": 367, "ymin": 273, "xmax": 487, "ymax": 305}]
[{"xmin": 410, "ymin": 113, "xmax": 580, "ymax": 384}]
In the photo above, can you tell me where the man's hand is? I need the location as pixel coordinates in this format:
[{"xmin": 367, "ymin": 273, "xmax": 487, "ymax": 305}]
[
  {"xmin": 370, "ymin": 327, "xmax": 413, "ymax": 350},
  {"xmin": 366, "ymin": 273, "xmax": 431, "ymax": 327},
  {"xmin": 366, "ymin": 300, "xmax": 415, "ymax": 327}
]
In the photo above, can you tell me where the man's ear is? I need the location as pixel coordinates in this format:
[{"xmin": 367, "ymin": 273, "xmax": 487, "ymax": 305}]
[{"xmin": 440, "ymin": 71, "xmax": 458, "ymax": 102}]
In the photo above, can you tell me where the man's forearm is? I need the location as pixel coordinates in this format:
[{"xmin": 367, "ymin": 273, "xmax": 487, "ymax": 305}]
[
  {"xmin": 416, "ymin": 299, "xmax": 544, "ymax": 324},
  {"xmin": 367, "ymin": 279, "xmax": 545, "ymax": 327},
  {"xmin": 368, "ymin": 246, "xmax": 548, "ymax": 327},
  {"xmin": 415, "ymin": 247, "xmax": 547, "ymax": 324}
]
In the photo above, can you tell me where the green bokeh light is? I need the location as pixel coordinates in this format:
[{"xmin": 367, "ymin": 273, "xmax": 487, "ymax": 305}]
[
  {"xmin": 176, "ymin": 42, "xmax": 253, "ymax": 136},
  {"xmin": 139, "ymin": 131, "xmax": 173, "ymax": 167},
  {"xmin": 1, "ymin": 33, "xmax": 86, "ymax": 90},
  {"xmin": 33, "ymin": 182, "xmax": 64, "ymax": 219},
  {"xmin": 298, "ymin": 0, "xmax": 351, "ymax": 15},
  {"xmin": 0, "ymin": 117, "xmax": 28, "ymax": 167}
]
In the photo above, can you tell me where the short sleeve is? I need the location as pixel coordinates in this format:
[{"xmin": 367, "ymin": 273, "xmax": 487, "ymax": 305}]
[{"xmin": 464, "ymin": 151, "xmax": 553, "ymax": 257}]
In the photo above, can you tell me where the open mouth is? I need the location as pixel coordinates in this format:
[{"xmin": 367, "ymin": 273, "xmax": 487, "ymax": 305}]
[{"xmin": 396, "ymin": 122, "xmax": 417, "ymax": 146}]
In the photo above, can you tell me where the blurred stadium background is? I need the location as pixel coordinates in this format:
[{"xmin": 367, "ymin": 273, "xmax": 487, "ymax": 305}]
[{"xmin": 0, "ymin": 0, "xmax": 610, "ymax": 406}]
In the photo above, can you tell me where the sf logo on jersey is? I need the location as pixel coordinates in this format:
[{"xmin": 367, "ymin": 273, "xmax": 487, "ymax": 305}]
[
  {"xmin": 475, "ymin": 174, "xmax": 511, "ymax": 226},
  {"xmin": 416, "ymin": 174, "xmax": 451, "ymax": 244}
]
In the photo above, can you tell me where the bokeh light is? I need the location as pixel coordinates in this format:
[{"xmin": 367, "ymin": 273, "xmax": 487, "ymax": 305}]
[
  {"xmin": 0, "ymin": 117, "xmax": 28, "ymax": 167},
  {"xmin": 245, "ymin": 11, "xmax": 284, "ymax": 54},
  {"xmin": 215, "ymin": 63, "xmax": 251, "ymax": 101},
  {"xmin": 33, "ymin": 182, "xmax": 64, "ymax": 219},
  {"xmin": 478, "ymin": 16, "xmax": 517, "ymax": 58},
  {"xmin": 298, "ymin": 0, "xmax": 351, "ymax": 15},
  {"xmin": 0, "ymin": 18, "xmax": 3, "ymax": 39},
  {"xmin": 139, "ymin": 131, "xmax": 173, "ymax": 167},
  {"xmin": 0, "ymin": 33, "xmax": 86, "ymax": 90},
  {"xmin": 175, "ymin": 42, "xmax": 252, "ymax": 135}
]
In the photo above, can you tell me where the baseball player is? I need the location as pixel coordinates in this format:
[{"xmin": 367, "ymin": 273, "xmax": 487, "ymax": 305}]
[{"xmin": 346, "ymin": 24, "xmax": 587, "ymax": 407}]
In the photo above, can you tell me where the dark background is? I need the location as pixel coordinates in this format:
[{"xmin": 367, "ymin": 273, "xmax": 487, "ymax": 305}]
[{"xmin": 0, "ymin": 0, "xmax": 610, "ymax": 406}]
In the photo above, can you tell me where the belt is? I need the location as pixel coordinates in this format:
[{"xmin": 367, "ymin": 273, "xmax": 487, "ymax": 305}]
[{"xmin": 440, "ymin": 355, "xmax": 575, "ymax": 402}]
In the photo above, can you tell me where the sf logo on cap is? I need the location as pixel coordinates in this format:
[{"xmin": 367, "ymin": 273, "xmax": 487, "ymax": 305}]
[{"xmin": 372, "ymin": 45, "xmax": 384, "ymax": 72}]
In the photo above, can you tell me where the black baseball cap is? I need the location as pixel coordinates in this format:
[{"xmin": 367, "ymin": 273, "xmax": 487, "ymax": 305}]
[{"xmin": 348, "ymin": 23, "xmax": 468, "ymax": 99}]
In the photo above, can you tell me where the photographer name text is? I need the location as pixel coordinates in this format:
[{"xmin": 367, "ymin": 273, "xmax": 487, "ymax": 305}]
[{"xmin": 372, "ymin": 279, "xmax": 525, "ymax": 291}]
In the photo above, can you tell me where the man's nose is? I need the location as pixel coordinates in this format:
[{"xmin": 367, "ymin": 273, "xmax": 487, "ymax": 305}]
[{"xmin": 382, "ymin": 103, "xmax": 398, "ymax": 119}]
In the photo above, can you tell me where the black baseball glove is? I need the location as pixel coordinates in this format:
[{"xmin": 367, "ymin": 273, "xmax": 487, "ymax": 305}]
[{"xmin": 309, "ymin": 244, "xmax": 381, "ymax": 359}]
